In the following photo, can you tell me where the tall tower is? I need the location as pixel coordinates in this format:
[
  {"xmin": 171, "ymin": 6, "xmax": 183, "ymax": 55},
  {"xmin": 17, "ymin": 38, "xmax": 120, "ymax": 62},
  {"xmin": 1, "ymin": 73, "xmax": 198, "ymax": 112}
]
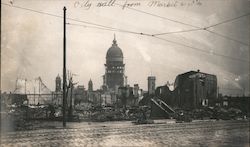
[
  {"xmin": 55, "ymin": 74, "xmax": 61, "ymax": 92},
  {"xmin": 148, "ymin": 76, "xmax": 156, "ymax": 95},
  {"xmin": 104, "ymin": 35, "xmax": 125, "ymax": 90},
  {"xmin": 88, "ymin": 79, "xmax": 93, "ymax": 92}
]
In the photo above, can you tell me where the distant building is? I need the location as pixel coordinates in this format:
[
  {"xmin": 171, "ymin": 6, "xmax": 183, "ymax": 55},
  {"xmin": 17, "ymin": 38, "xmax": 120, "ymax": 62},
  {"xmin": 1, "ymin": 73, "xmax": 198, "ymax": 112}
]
[
  {"xmin": 88, "ymin": 79, "xmax": 93, "ymax": 92},
  {"xmin": 117, "ymin": 85, "xmax": 140, "ymax": 108},
  {"xmin": 174, "ymin": 70, "xmax": 217, "ymax": 109},
  {"xmin": 218, "ymin": 95, "xmax": 250, "ymax": 115},
  {"xmin": 91, "ymin": 90, "xmax": 102, "ymax": 105},
  {"xmin": 101, "ymin": 91, "xmax": 117, "ymax": 106},
  {"xmin": 148, "ymin": 76, "xmax": 156, "ymax": 95},
  {"xmin": 55, "ymin": 74, "xmax": 61, "ymax": 92},
  {"xmin": 133, "ymin": 84, "xmax": 139, "ymax": 98},
  {"xmin": 103, "ymin": 36, "xmax": 125, "ymax": 91},
  {"xmin": 52, "ymin": 75, "xmax": 62, "ymax": 106},
  {"xmin": 87, "ymin": 79, "xmax": 94, "ymax": 103},
  {"xmin": 74, "ymin": 85, "xmax": 87, "ymax": 105}
]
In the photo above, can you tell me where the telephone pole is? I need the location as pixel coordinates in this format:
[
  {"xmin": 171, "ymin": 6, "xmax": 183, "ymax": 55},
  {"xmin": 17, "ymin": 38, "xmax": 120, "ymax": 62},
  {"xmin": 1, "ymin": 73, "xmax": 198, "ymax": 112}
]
[{"xmin": 63, "ymin": 6, "xmax": 67, "ymax": 127}]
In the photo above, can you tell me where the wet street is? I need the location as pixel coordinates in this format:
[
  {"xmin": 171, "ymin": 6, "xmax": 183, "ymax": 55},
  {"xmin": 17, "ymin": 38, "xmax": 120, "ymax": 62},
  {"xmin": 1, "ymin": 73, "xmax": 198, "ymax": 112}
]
[{"xmin": 1, "ymin": 120, "xmax": 249, "ymax": 147}]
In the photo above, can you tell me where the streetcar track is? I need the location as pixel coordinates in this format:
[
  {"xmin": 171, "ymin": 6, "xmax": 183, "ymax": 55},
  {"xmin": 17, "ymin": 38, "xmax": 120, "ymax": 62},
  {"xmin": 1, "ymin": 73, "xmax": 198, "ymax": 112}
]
[
  {"xmin": 3, "ymin": 120, "xmax": 248, "ymax": 137},
  {"xmin": 1, "ymin": 121, "xmax": 249, "ymax": 144},
  {"xmin": 2, "ymin": 121, "xmax": 248, "ymax": 140}
]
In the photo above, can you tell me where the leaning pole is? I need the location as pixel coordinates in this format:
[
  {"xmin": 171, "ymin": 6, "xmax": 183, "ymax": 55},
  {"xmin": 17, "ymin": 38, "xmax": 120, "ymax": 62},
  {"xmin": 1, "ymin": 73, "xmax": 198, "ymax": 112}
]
[{"xmin": 63, "ymin": 6, "xmax": 67, "ymax": 127}]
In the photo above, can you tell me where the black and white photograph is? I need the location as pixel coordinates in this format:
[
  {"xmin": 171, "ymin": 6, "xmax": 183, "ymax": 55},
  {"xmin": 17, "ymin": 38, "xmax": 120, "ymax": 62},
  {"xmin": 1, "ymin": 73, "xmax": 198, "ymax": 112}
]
[{"xmin": 1, "ymin": 0, "xmax": 249, "ymax": 146}]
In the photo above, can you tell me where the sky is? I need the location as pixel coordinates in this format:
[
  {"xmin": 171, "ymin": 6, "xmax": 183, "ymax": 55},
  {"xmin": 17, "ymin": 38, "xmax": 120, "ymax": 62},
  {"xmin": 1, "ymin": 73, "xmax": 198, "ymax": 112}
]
[{"xmin": 1, "ymin": 0, "xmax": 250, "ymax": 96}]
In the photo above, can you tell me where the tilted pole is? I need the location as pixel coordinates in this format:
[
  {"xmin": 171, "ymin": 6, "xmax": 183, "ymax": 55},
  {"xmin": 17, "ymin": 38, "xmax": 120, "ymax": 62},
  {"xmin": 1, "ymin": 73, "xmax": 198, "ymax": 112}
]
[{"xmin": 63, "ymin": 6, "xmax": 67, "ymax": 127}]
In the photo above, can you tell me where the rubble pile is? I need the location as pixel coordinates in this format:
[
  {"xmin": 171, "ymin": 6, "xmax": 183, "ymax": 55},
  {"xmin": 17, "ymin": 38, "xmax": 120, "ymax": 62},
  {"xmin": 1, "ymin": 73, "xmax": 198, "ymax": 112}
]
[
  {"xmin": 173, "ymin": 106, "xmax": 245, "ymax": 122},
  {"xmin": 1, "ymin": 105, "xmax": 33, "ymax": 131}
]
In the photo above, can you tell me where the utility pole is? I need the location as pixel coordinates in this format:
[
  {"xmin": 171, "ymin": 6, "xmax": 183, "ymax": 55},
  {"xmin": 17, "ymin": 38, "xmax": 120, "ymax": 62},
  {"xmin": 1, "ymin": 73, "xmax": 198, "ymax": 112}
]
[{"xmin": 63, "ymin": 6, "xmax": 67, "ymax": 127}]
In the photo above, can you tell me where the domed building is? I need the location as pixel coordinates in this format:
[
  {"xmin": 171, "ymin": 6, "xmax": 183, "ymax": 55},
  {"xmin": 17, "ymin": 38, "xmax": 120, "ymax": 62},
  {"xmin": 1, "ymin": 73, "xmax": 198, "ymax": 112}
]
[{"xmin": 103, "ymin": 35, "xmax": 125, "ymax": 90}]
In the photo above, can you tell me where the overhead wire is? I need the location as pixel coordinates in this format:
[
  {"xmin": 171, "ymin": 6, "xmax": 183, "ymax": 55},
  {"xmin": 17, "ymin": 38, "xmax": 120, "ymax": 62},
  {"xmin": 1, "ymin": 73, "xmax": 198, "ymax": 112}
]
[
  {"xmin": 1, "ymin": 2, "xmax": 62, "ymax": 19},
  {"xmin": 205, "ymin": 29, "xmax": 249, "ymax": 46},
  {"xmin": 204, "ymin": 13, "xmax": 250, "ymax": 29},
  {"xmin": 68, "ymin": 22, "xmax": 249, "ymax": 63},
  {"xmin": 2, "ymin": 2, "xmax": 153, "ymax": 36},
  {"xmin": 2, "ymin": 2, "xmax": 249, "ymax": 63},
  {"xmin": 3, "ymin": 2, "xmax": 249, "ymax": 46},
  {"xmin": 152, "ymin": 28, "xmax": 204, "ymax": 36},
  {"xmin": 67, "ymin": 23, "xmax": 117, "ymax": 32},
  {"xmin": 114, "ymin": 3, "xmax": 201, "ymax": 29},
  {"xmin": 1, "ymin": 3, "xmax": 137, "ymax": 33},
  {"xmin": 153, "ymin": 36, "xmax": 249, "ymax": 63},
  {"xmin": 114, "ymin": 2, "xmax": 250, "ymax": 46},
  {"xmin": 67, "ymin": 22, "xmax": 153, "ymax": 36},
  {"xmin": 152, "ymin": 28, "xmax": 249, "ymax": 46}
]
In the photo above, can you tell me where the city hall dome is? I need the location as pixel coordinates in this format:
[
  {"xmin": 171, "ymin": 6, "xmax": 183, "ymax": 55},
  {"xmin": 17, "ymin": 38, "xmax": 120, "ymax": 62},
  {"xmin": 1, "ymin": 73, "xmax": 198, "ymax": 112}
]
[{"xmin": 106, "ymin": 36, "xmax": 123, "ymax": 62}]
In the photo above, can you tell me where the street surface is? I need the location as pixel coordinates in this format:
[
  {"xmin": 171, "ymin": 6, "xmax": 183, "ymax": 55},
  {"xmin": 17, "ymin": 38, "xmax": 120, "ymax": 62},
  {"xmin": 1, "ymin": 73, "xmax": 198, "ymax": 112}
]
[{"xmin": 1, "ymin": 120, "xmax": 249, "ymax": 147}]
